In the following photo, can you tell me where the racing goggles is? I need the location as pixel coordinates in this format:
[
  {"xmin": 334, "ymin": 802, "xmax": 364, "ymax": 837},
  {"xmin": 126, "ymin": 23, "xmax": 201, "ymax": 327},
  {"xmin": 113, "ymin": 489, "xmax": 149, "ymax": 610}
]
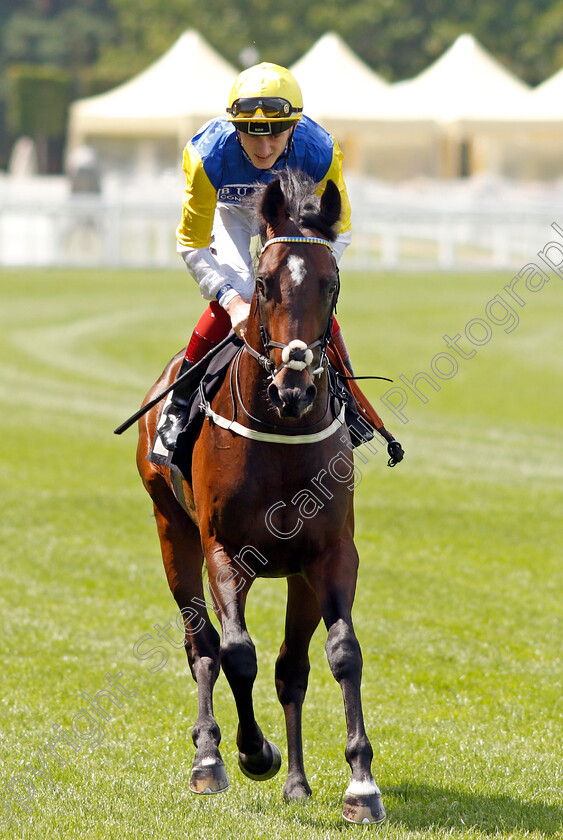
[{"xmin": 227, "ymin": 97, "xmax": 302, "ymax": 120}]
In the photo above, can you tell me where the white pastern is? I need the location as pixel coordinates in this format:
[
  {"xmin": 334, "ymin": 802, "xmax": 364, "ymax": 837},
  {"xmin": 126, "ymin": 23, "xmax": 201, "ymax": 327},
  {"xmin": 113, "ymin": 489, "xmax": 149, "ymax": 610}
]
[
  {"xmin": 287, "ymin": 254, "xmax": 306, "ymax": 286},
  {"xmin": 345, "ymin": 778, "xmax": 381, "ymax": 796}
]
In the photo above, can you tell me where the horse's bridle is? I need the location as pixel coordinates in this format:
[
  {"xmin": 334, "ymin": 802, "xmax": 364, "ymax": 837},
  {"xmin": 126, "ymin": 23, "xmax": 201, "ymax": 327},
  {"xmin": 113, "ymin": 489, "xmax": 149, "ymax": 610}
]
[{"xmin": 242, "ymin": 235, "xmax": 340, "ymax": 380}]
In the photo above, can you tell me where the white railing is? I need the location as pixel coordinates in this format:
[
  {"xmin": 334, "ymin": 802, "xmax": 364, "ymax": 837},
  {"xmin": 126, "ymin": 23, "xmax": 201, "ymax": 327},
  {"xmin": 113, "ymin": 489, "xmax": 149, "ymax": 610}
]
[
  {"xmin": 343, "ymin": 210, "xmax": 557, "ymax": 271},
  {"xmin": 1, "ymin": 174, "xmax": 561, "ymax": 270}
]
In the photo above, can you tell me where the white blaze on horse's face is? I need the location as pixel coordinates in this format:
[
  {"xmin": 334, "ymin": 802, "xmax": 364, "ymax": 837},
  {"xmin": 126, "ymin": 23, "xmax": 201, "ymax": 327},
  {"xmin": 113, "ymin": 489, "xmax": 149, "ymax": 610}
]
[{"xmin": 287, "ymin": 254, "xmax": 306, "ymax": 286}]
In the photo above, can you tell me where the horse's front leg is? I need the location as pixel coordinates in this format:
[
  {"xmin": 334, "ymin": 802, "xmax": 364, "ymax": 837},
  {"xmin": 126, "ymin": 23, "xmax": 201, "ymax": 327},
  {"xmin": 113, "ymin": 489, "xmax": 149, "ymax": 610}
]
[
  {"xmin": 307, "ymin": 538, "xmax": 386, "ymax": 825},
  {"xmin": 275, "ymin": 574, "xmax": 321, "ymax": 800},
  {"xmin": 207, "ymin": 544, "xmax": 282, "ymax": 782}
]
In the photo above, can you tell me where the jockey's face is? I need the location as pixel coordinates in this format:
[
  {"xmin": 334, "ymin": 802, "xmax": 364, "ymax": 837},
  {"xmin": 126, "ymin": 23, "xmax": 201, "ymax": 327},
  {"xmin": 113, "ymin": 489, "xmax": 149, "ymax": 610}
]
[{"xmin": 238, "ymin": 127, "xmax": 293, "ymax": 169}]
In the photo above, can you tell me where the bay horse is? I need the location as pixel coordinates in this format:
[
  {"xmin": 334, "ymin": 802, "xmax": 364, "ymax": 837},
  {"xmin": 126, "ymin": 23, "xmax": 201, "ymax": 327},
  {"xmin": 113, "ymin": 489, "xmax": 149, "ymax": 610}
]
[{"xmin": 136, "ymin": 171, "xmax": 386, "ymax": 824}]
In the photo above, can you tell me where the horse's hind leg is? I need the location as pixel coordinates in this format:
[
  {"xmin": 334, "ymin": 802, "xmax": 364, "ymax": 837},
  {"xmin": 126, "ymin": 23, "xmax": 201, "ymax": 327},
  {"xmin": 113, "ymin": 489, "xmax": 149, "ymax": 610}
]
[
  {"xmin": 307, "ymin": 541, "xmax": 386, "ymax": 824},
  {"xmin": 149, "ymin": 480, "xmax": 228, "ymax": 794},
  {"xmin": 275, "ymin": 575, "xmax": 321, "ymax": 800}
]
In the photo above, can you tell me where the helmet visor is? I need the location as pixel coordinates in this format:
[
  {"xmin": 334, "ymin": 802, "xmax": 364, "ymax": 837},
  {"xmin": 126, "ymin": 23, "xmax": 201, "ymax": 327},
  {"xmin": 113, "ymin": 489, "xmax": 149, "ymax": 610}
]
[{"xmin": 227, "ymin": 97, "xmax": 302, "ymax": 120}]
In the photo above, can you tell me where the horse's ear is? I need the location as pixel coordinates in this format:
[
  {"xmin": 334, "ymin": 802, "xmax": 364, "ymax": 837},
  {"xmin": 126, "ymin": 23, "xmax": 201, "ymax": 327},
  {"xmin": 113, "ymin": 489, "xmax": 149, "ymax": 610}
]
[
  {"xmin": 261, "ymin": 179, "xmax": 288, "ymax": 229},
  {"xmin": 320, "ymin": 179, "xmax": 341, "ymax": 229}
]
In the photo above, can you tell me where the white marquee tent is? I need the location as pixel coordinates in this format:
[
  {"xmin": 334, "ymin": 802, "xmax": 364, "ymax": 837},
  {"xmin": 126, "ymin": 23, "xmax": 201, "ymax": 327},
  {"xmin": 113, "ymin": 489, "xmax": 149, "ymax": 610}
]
[
  {"xmin": 531, "ymin": 67, "xmax": 563, "ymax": 115},
  {"xmin": 389, "ymin": 33, "xmax": 530, "ymax": 122},
  {"xmin": 382, "ymin": 34, "xmax": 533, "ymax": 177},
  {"xmin": 290, "ymin": 32, "xmax": 389, "ymax": 120},
  {"xmin": 65, "ymin": 29, "xmax": 563, "ymax": 182},
  {"xmin": 289, "ymin": 32, "xmax": 439, "ymax": 178},
  {"xmin": 492, "ymin": 66, "xmax": 563, "ymax": 180},
  {"xmin": 67, "ymin": 30, "xmax": 238, "ymax": 177}
]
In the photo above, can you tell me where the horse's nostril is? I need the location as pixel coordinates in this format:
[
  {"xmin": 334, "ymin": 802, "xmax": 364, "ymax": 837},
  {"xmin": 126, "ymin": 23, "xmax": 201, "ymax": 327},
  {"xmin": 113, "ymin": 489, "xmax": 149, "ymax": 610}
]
[
  {"xmin": 268, "ymin": 381, "xmax": 317, "ymax": 418},
  {"xmin": 268, "ymin": 381, "xmax": 283, "ymax": 408},
  {"xmin": 305, "ymin": 384, "xmax": 316, "ymax": 404}
]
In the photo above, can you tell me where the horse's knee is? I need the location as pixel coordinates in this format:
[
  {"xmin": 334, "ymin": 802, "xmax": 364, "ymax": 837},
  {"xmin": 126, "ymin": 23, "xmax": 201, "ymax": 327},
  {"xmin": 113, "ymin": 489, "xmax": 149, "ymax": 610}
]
[
  {"xmin": 189, "ymin": 653, "xmax": 221, "ymax": 690},
  {"xmin": 174, "ymin": 595, "xmax": 220, "ymax": 659},
  {"xmin": 220, "ymin": 636, "xmax": 257, "ymax": 683},
  {"xmin": 325, "ymin": 619, "xmax": 362, "ymax": 683}
]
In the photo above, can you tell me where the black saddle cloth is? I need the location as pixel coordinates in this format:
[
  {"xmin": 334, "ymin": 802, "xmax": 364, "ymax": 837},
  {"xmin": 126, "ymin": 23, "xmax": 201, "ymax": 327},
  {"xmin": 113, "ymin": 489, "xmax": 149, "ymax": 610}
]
[{"xmin": 170, "ymin": 335, "xmax": 243, "ymax": 481}]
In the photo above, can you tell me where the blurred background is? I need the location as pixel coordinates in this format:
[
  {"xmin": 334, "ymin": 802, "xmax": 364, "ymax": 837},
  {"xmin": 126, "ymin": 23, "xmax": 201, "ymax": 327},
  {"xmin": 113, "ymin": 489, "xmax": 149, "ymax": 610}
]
[{"xmin": 1, "ymin": 0, "xmax": 563, "ymax": 270}]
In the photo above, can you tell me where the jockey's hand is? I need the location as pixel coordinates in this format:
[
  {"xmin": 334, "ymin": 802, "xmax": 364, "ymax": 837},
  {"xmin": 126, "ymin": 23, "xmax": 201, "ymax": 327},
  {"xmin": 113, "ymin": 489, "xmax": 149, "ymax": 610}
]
[{"xmin": 223, "ymin": 294, "xmax": 250, "ymax": 338}]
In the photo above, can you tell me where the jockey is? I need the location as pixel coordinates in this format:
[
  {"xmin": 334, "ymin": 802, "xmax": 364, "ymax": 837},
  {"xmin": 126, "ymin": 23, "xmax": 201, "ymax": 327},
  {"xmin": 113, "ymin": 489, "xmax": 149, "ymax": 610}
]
[{"xmin": 159, "ymin": 62, "xmax": 357, "ymax": 450}]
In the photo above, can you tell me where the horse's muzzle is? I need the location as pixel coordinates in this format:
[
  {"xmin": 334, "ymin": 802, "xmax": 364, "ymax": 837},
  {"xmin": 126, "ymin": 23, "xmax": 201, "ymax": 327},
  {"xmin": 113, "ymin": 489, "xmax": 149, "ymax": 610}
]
[{"xmin": 268, "ymin": 369, "xmax": 317, "ymax": 418}]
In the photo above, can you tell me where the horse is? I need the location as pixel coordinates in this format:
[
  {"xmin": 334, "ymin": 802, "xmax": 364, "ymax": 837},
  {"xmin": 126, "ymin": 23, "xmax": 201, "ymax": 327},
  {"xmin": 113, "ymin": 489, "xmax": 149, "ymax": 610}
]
[{"xmin": 136, "ymin": 170, "xmax": 386, "ymax": 825}]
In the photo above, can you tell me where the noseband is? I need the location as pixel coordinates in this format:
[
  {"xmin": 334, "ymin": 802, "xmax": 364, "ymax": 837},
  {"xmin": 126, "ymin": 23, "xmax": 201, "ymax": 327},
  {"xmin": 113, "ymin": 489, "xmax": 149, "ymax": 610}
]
[{"xmin": 243, "ymin": 236, "xmax": 340, "ymax": 379}]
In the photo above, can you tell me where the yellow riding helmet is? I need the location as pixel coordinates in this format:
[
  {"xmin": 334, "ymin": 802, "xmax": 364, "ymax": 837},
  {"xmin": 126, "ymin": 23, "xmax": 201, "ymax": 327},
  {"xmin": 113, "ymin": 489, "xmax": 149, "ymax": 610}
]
[{"xmin": 226, "ymin": 63, "xmax": 303, "ymax": 135}]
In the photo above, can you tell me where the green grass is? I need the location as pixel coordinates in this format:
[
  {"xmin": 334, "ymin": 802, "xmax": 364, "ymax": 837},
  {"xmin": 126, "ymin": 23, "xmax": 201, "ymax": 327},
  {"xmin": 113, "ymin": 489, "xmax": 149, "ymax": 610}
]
[{"xmin": 0, "ymin": 266, "xmax": 561, "ymax": 839}]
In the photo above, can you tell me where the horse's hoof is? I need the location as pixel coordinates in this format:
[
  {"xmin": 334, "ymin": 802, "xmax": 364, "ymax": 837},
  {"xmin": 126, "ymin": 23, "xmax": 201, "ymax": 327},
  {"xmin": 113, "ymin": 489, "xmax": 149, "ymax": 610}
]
[
  {"xmin": 238, "ymin": 739, "xmax": 282, "ymax": 781},
  {"xmin": 342, "ymin": 793, "xmax": 386, "ymax": 824},
  {"xmin": 189, "ymin": 759, "xmax": 230, "ymax": 794}
]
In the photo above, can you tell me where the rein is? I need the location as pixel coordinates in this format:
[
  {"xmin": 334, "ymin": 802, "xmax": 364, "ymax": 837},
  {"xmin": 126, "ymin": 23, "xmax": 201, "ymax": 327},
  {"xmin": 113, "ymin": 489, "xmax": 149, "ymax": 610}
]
[{"xmin": 231, "ymin": 345, "xmax": 334, "ymax": 432}]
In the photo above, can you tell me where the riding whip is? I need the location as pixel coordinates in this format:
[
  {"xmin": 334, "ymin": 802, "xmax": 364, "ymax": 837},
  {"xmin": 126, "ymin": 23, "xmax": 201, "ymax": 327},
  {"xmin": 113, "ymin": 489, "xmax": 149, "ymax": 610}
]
[{"xmin": 113, "ymin": 333, "xmax": 239, "ymax": 435}]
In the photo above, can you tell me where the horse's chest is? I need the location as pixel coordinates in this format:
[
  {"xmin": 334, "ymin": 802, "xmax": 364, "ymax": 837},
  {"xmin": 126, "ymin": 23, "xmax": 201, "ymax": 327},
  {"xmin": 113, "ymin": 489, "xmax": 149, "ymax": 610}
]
[{"xmin": 199, "ymin": 446, "xmax": 353, "ymax": 561}]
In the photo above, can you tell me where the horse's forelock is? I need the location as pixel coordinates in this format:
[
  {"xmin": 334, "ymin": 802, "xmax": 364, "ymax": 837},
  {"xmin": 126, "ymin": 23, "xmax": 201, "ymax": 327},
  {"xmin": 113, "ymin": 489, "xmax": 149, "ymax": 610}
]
[{"xmin": 250, "ymin": 170, "xmax": 340, "ymax": 242}]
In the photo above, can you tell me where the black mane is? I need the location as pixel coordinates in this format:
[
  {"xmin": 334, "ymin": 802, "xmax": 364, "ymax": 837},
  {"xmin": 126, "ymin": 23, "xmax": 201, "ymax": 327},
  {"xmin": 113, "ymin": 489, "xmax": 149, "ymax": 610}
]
[{"xmin": 251, "ymin": 169, "xmax": 340, "ymax": 242}]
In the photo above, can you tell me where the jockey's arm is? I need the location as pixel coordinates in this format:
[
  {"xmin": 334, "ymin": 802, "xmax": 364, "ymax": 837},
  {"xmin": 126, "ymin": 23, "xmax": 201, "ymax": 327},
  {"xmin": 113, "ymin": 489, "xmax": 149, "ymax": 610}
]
[
  {"xmin": 176, "ymin": 142, "xmax": 252, "ymax": 335},
  {"xmin": 332, "ymin": 230, "xmax": 352, "ymax": 263},
  {"xmin": 177, "ymin": 243, "xmax": 251, "ymax": 337},
  {"xmin": 178, "ymin": 243, "xmax": 249, "ymax": 305},
  {"xmin": 316, "ymin": 136, "xmax": 353, "ymax": 263}
]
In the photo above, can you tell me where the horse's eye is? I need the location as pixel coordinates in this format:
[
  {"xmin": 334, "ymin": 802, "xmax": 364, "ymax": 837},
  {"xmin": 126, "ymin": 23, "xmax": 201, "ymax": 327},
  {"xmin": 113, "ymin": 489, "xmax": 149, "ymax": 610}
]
[{"xmin": 255, "ymin": 277, "xmax": 270, "ymax": 299}]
